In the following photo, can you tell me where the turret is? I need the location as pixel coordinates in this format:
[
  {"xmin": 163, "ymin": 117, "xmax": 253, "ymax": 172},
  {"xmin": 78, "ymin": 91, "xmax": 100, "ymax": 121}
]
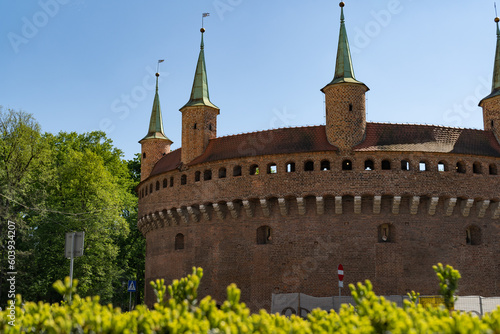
[
  {"xmin": 479, "ymin": 16, "xmax": 500, "ymax": 142},
  {"xmin": 139, "ymin": 71, "xmax": 173, "ymax": 181},
  {"xmin": 321, "ymin": 2, "xmax": 369, "ymax": 151},
  {"xmin": 180, "ymin": 28, "xmax": 219, "ymax": 164}
]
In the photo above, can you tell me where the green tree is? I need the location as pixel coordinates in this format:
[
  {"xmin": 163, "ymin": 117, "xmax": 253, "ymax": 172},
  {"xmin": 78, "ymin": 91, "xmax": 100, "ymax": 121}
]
[
  {"xmin": 17, "ymin": 131, "xmax": 137, "ymax": 303},
  {"xmin": 0, "ymin": 107, "xmax": 52, "ymax": 305}
]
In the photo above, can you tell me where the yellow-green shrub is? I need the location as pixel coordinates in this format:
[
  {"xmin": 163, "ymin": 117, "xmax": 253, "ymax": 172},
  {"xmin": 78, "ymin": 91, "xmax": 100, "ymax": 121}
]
[{"xmin": 1, "ymin": 266, "xmax": 498, "ymax": 333}]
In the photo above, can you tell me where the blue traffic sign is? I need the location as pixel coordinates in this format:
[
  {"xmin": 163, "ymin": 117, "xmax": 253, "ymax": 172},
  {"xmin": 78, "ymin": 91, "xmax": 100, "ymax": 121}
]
[{"xmin": 127, "ymin": 280, "xmax": 137, "ymax": 292}]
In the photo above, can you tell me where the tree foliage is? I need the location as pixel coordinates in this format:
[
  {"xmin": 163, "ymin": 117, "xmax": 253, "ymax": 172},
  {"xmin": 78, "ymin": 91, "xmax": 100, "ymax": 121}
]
[{"xmin": 0, "ymin": 108, "xmax": 143, "ymax": 306}]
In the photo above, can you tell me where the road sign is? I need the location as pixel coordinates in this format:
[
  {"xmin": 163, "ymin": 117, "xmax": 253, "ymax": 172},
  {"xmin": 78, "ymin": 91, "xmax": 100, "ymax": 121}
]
[
  {"xmin": 65, "ymin": 232, "xmax": 85, "ymax": 258},
  {"xmin": 338, "ymin": 264, "xmax": 344, "ymax": 281},
  {"xmin": 128, "ymin": 280, "xmax": 137, "ymax": 292}
]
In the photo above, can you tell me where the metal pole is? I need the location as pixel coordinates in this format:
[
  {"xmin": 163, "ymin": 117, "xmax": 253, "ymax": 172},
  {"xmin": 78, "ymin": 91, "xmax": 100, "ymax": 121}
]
[
  {"xmin": 339, "ymin": 285, "xmax": 341, "ymax": 311},
  {"xmin": 69, "ymin": 232, "xmax": 75, "ymax": 303},
  {"xmin": 479, "ymin": 296, "xmax": 484, "ymax": 316},
  {"xmin": 129, "ymin": 292, "xmax": 132, "ymax": 311}
]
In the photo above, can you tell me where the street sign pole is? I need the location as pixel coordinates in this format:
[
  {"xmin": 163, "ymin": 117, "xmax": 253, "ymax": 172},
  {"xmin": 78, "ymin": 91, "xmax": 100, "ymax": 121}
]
[
  {"xmin": 69, "ymin": 232, "xmax": 75, "ymax": 303},
  {"xmin": 129, "ymin": 291, "xmax": 132, "ymax": 311},
  {"xmin": 127, "ymin": 280, "xmax": 137, "ymax": 311},
  {"xmin": 65, "ymin": 231, "xmax": 85, "ymax": 304},
  {"xmin": 338, "ymin": 264, "xmax": 344, "ymax": 311}
]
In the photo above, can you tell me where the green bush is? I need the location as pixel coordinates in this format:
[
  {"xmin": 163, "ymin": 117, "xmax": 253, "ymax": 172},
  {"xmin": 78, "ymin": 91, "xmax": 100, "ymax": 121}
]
[{"xmin": 1, "ymin": 265, "xmax": 498, "ymax": 333}]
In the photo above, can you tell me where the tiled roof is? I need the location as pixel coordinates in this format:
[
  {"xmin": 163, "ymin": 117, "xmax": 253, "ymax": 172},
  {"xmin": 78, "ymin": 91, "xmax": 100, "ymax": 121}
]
[
  {"xmin": 189, "ymin": 126, "xmax": 337, "ymax": 165},
  {"xmin": 150, "ymin": 148, "xmax": 182, "ymax": 177},
  {"xmin": 148, "ymin": 123, "xmax": 500, "ymax": 177},
  {"xmin": 355, "ymin": 123, "xmax": 500, "ymax": 157}
]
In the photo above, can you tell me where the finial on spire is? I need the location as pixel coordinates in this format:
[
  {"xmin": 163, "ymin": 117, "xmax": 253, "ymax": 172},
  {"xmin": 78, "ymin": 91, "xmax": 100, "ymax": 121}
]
[
  {"xmin": 140, "ymin": 60, "xmax": 170, "ymax": 142},
  {"xmin": 181, "ymin": 18, "xmax": 218, "ymax": 111},
  {"xmin": 321, "ymin": 0, "xmax": 367, "ymax": 91},
  {"xmin": 479, "ymin": 6, "xmax": 500, "ymax": 104}
]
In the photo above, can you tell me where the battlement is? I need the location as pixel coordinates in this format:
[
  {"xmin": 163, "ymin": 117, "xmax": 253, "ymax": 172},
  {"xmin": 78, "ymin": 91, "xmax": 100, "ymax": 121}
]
[{"xmin": 138, "ymin": 150, "xmax": 499, "ymax": 235}]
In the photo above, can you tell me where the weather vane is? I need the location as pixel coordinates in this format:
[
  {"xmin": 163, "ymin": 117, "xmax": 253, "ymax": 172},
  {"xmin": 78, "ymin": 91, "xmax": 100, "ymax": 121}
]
[
  {"xmin": 156, "ymin": 59, "xmax": 164, "ymax": 75},
  {"xmin": 202, "ymin": 12, "xmax": 210, "ymax": 29}
]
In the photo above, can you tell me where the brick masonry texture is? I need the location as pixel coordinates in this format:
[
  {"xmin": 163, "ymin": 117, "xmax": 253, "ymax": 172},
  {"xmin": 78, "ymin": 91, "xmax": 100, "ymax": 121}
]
[
  {"xmin": 138, "ymin": 77, "xmax": 500, "ymax": 312},
  {"xmin": 140, "ymin": 139, "xmax": 171, "ymax": 182},
  {"xmin": 324, "ymin": 83, "xmax": 368, "ymax": 150},
  {"xmin": 481, "ymin": 95, "xmax": 500, "ymax": 141},
  {"xmin": 138, "ymin": 148, "xmax": 500, "ymax": 311},
  {"xmin": 181, "ymin": 106, "xmax": 218, "ymax": 164}
]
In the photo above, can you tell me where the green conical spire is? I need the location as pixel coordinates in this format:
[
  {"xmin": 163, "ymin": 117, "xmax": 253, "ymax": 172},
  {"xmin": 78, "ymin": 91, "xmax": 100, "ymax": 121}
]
[
  {"xmin": 480, "ymin": 17, "xmax": 500, "ymax": 103},
  {"xmin": 141, "ymin": 73, "xmax": 171, "ymax": 142},
  {"xmin": 322, "ymin": 2, "xmax": 365, "ymax": 90},
  {"xmin": 181, "ymin": 29, "xmax": 218, "ymax": 110}
]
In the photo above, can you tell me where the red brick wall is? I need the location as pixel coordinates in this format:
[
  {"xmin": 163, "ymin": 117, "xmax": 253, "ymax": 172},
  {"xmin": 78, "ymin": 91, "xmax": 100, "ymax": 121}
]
[
  {"xmin": 181, "ymin": 106, "xmax": 218, "ymax": 164},
  {"xmin": 138, "ymin": 150, "xmax": 500, "ymax": 311},
  {"xmin": 481, "ymin": 95, "xmax": 500, "ymax": 141},
  {"xmin": 323, "ymin": 83, "xmax": 368, "ymax": 150},
  {"xmin": 140, "ymin": 139, "xmax": 171, "ymax": 182}
]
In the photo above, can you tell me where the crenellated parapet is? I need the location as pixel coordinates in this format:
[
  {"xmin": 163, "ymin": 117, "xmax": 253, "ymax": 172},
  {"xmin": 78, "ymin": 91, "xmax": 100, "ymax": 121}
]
[{"xmin": 138, "ymin": 194, "xmax": 500, "ymax": 235}]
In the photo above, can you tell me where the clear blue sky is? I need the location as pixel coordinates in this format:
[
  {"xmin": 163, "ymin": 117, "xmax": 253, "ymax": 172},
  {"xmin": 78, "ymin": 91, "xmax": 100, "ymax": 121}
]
[{"xmin": 0, "ymin": 1, "xmax": 497, "ymax": 160}]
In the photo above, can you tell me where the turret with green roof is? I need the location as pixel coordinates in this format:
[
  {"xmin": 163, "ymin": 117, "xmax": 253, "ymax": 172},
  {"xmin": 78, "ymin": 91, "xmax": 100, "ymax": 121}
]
[
  {"xmin": 322, "ymin": 2, "xmax": 369, "ymax": 150},
  {"xmin": 180, "ymin": 28, "xmax": 220, "ymax": 164},
  {"xmin": 139, "ymin": 72, "xmax": 173, "ymax": 181},
  {"xmin": 479, "ymin": 16, "xmax": 500, "ymax": 143}
]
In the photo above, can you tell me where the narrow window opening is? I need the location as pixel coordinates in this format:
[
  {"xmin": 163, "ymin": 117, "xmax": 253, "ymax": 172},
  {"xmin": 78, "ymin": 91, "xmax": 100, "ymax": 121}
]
[
  {"xmin": 364, "ymin": 160, "xmax": 374, "ymax": 171},
  {"xmin": 233, "ymin": 166, "xmax": 242, "ymax": 177},
  {"xmin": 304, "ymin": 160, "xmax": 314, "ymax": 171},
  {"xmin": 143, "ymin": 152, "xmax": 146, "ymax": 159},
  {"xmin": 150, "ymin": 184, "xmax": 153, "ymax": 193},
  {"xmin": 466, "ymin": 225, "xmax": 481, "ymax": 245},
  {"xmin": 195, "ymin": 171, "xmax": 201, "ymax": 182},
  {"xmin": 156, "ymin": 181, "xmax": 160, "ymax": 191},
  {"xmin": 219, "ymin": 167, "xmax": 227, "ymax": 178},
  {"xmin": 438, "ymin": 162, "xmax": 446, "ymax": 172},
  {"xmin": 401, "ymin": 160, "xmax": 410, "ymax": 171},
  {"xmin": 204, "ymin": 169, "xmax": 212, "ymax": 180},
  {"xmin": 268, "ymin": 163, "xmax": 277, "ymax": 174},
  {"xmin": 492, "ymin": 120, "xmax": 495, "ymax": 128},
  {"xmin": 257, "ymin": 226, "xmax": 272, "ymax": 245},
  {"xmin": 456, "ymin": 162, "xmax": 466, "ymax": 174},
  {"xmin": 286, "ymin": 162, "xmax": 296, "ymax": 173},
  {"xmin": 490, "ymin": 164, "xmax": 498, "ymax": 175},
  {"xmin": 170, "ymin": 177, "xmax": 174, "ymax": 187},
  {"xmin": 378, "ymin": 223, "xmax": 392, "ymax": 243},
  {"xmin": 381, "ymin": 160, "xmax": 391, "ymax": 170},
  {"xmin": 342, "ymin": 160, "xmax": 352, "ymax": 170},
  {"xmin": 250, "ymin": 164, "xmax": 260, "ymax": 175},
  {"xmin": 419, "ymin": 162, "xmax": 427, "ymax": 172},
  {"xmin": 193, "ymin": 123, "xmax": 197, "ymax": 129},
  {"xmin": 473, "ymin": 162, "xmax": 482, "ymax": 174},
  {"xmin": 209, "ymin": 124, "xmax": 213, "ymax": 131},
  {"xmin": 145, "ymin": 186, "xmax": 148, "ymax": 196},
  {"xmin": 320, "ymin": 160, "xmax": 330, "ymax": 171},
  {"xmin": 349, "ymin": 104, "xmax": 353, "ymax": 111},
  {"xmin": 175, "ymin": 233, "xmax": 185, "ymax": 250},
  {"xmin": 181, "ymin": 174, "xmax": 187, "ymax": 185}
]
